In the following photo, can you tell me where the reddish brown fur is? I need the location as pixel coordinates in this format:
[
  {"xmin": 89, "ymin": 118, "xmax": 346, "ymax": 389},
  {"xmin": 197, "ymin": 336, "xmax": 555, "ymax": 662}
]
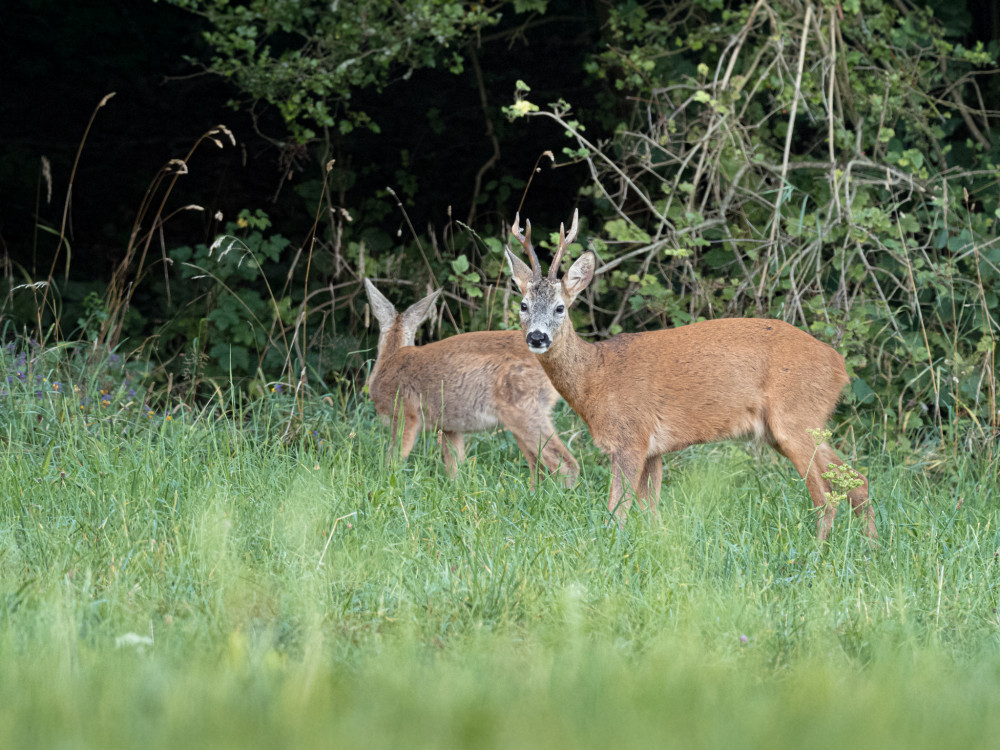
[{"xmin": 506, "ymin": 216, "xmax": 875, "ymax": 540}]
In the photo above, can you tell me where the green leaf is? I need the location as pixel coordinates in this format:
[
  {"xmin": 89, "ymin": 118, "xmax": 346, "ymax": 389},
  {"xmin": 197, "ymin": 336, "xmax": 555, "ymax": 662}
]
[
  {"xmin": 852, "ymin": 378, "xmax": 877, "ymax": 405},
  {"xmin": 603, "ymin": 219, "xmax": 650, "ymax": 244}
]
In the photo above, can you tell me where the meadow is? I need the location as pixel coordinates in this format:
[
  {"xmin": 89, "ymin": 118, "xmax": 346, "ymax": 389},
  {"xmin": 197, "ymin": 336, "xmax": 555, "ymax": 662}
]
[{"xmin": 1, "ymin": 342, "xmax": 998, "ymax": 749}]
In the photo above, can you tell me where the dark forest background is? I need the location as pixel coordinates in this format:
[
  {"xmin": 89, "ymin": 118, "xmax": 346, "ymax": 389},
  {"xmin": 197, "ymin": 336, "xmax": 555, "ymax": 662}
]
[{"xmin": 2, "ymin": 0, "xmax": 999, "ymax": 447}]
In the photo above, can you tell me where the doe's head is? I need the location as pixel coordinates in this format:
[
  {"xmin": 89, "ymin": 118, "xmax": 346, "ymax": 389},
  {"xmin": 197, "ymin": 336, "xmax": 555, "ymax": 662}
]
[
  {"xmin": 504, "ymin": 209, "xmax": 595, "ymax": 354},
  {"xmin": 363, "ymin": 278, "xmax": 440, "ymax": 355}
]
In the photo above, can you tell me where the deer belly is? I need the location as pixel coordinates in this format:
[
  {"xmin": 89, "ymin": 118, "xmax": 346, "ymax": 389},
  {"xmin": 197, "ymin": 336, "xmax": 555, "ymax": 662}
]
[
  {"xmin": 445, "ymin": 411, "xmax": 499, "ymax": 432},
  {"xmin": 419, "ymin": 394, "xmax": 499, "ymax": 433}
]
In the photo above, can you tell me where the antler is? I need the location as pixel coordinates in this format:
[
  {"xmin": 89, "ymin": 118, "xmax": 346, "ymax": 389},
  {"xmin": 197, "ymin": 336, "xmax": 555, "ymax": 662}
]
[
  {"xmin": 510, "ymin": 213, "xmax": 541, "ymax": 279},
  {"xmin": 548, "ymin": 209, "xmax": 579, "ymax": 280}
]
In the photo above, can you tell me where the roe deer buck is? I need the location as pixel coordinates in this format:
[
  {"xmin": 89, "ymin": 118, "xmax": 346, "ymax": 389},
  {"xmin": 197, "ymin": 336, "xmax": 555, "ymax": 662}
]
[
  {"xmin": 504, "ymin": 211, "xmax": 876, "ymax": 540},
  {"xmin": 363, "ymin": 279, "xmax": 578, "ymax": 486}
]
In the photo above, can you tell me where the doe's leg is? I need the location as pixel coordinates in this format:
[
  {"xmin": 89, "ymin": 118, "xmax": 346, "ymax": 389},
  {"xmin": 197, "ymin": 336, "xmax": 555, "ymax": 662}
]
[
  {"xmin": 386, "ymin": 411, "xmax": 402, "ymax": 469},
  {"xmin": 390, "ymin": 405, "xmax": 421, "ymax": 469},
  {"xmin": 511, "ymin": 435, "xmax": 541, "ymax": 490},
  {"xmin": 501, "ymin": 404, "xmax": 579, "ymax": 489},
  {"xmin": 501, "ymin": 408, "xmax": 551, "ymax": 490},
  {"xmin": 539, "ymin": 432, "xmax": 579, "ymax": 488},
  {"xmin": 534, "ymin": 420, "xmax": 579, "ymax": 488},
  {"xmin": 441, "ymin": 431, "xmax": 466, "ymax": 479}
]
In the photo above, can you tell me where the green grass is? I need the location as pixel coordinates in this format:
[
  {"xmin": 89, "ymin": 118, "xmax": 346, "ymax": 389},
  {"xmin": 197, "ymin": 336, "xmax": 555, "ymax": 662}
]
[{"xmin": 1, "ymin": 348, "xmax": 999, "ymax": 748}]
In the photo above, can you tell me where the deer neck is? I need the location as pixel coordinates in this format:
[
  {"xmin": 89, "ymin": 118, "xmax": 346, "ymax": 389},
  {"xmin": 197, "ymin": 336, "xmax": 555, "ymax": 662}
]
[
  {"xmin": 369, "ymin": 322, "xmax": 408, "ymax": 386},
  {"xmin": 535, "ymin": 325, "xmax": 597, "ymax": 416}
]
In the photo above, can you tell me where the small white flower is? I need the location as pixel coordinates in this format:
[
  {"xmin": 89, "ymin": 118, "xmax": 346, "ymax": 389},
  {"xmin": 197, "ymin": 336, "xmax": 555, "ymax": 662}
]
[{"xmin": 116, "ymin": 633, "xmax": 154, "ymax": 650}]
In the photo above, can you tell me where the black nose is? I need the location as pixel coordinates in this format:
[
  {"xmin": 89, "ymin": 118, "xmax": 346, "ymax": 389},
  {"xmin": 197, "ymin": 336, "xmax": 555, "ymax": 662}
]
[{"xmin": 526, "ymin": 330, "xmax": 550, "ymax": 348}]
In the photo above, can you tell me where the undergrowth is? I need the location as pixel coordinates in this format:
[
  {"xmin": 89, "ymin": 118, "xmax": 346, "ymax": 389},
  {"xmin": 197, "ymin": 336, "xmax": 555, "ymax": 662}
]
[{"xmin": 1, "ymin": 343, "xmax": 998, "ymax": 748}]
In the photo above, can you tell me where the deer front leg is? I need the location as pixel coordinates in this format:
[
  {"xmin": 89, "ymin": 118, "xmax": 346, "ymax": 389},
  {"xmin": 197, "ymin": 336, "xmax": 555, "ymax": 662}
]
[
  {"xmin": 771, "ymin": 428, "xmax": 840, "ymax": 541},
  {"xmin": 607, "ymin": 451, "xmax": 644, "ymax": 524},
  {"xmin": 500, "ymin": 406, "xmax": 550, "ymax": 490}
]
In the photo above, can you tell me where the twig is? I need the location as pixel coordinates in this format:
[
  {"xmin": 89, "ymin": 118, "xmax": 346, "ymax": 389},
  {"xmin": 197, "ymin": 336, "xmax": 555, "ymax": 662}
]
[{"xmin": 466, "ymin": 46, "xmax": 501, "ymax": 226}]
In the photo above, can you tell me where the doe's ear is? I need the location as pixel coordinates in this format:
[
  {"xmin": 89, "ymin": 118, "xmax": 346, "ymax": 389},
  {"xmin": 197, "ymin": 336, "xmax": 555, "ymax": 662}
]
[
  {"xmin": 400, "ymin": 287, "xmax": 441, "ymax": 340},
  {"xmin": 505, "ymin": 246, "xmax": 533, "ymax": 295},
  {"xmin": 562, "ymin": 251, "xmax": 595, "ymax": 301},
  {"xmin": 363, "ymin": 278, "xmax": 397, "ymax": 329}
]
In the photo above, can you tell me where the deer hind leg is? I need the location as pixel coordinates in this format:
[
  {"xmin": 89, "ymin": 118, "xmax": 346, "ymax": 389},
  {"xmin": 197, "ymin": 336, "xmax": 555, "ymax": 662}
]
[
  {"xmin": 441, "ymin": 431, "xmax": 466, "ymax": 479},
  {"xmin": 816, "ymin": 443, "xmax": 876, "ymax": 538},
  {"xmin": 769, "ymin": 426, "xmax": 839, "ymax": 541},
  {"xmin": 533, "ymin": 415, "xmax": 579, "ymax": 488},
  {"xmin": 636, "ymin": 456, "xmax": 663, "ymax": 515},
  {"xmin": 540, "ymin": 433, "xmax": 579, "ymax": 488},
  {"xmin": 511, "ymin": 435, "xmax": 541, "ymax": 490},
  {"xmin": 502, "ymin": 408, "xmax": 577, "ymax": 488}
]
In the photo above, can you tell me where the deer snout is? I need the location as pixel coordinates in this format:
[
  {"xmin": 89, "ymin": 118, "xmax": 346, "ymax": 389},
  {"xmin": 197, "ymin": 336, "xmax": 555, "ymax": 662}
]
[{"xmin": 525, "ymin": 330, "xmax": 551, "ymax": 352}]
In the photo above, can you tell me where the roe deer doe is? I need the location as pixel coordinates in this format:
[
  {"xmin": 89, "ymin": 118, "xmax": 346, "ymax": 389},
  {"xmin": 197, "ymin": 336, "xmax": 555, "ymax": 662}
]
[
  {"xmin": 363, "ymin": 279, "xmax": 578, "ymax": 486},
  {"xmin": 504, "ymin": 212, "xmax": 875, "ymax": 540}
]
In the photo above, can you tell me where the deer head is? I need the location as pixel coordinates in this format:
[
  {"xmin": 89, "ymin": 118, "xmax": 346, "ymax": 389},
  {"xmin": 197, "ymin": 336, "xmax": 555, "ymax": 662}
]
[
  {"xmin": 363, "ymin": 278, "xmax": 441, "ymax": 357},
  {"xmin": 504, "ymin": 209, "xmax": 595, "ymax": 354}
]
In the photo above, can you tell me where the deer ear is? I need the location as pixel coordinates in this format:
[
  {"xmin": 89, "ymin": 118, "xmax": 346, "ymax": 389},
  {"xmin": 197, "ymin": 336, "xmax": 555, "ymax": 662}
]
[
  {"xmin": 505, "ymin": 246, "xmax": 533, "ymax": 294},
  {"xmin": 401, "ymin": 288, "xmax": 441, "ymax": 337},
  {"xmin": 562, "ymin": 251, "xmax": 595, "ymax": 300},
  {"xmin": 363, "ymin": 278, "xmax": 397, "ymax": 329}
]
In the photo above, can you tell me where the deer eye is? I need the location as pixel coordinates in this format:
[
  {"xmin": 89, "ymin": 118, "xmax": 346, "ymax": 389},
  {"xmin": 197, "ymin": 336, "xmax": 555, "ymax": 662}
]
[
  {"xmin": 520, "ymin": 301, "xmax": 528, "ymax": 312},
  {"xmin": 555, "ymin": 304, "xmax": 565, "ymax": 314}
]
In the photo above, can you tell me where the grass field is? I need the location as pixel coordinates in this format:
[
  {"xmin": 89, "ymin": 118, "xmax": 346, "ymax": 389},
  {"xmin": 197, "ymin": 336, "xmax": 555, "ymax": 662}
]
[{"xmin": 2, "ymin": 346, "xmax": 999, "ymax": 748}]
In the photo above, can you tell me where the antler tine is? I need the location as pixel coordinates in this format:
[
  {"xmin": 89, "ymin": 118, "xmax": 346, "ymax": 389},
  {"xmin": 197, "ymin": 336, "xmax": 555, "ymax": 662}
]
[
  {"xmin": 511, "ymin": 212, "xmax": 541, "ymax": 279},
  {"xmin": 548, "ymin": 208, "xmax": 580, "ymax": 279}
]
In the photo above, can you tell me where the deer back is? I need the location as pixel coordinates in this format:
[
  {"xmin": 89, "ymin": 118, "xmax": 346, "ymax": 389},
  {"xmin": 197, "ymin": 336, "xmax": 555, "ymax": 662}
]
[
  {"xmin": 370, "ymin": 329, "xmax": 560, "ymax": 433},
  {"xmin": 542, "ymin": 318, "xmax": 849, "ymax": 457}
]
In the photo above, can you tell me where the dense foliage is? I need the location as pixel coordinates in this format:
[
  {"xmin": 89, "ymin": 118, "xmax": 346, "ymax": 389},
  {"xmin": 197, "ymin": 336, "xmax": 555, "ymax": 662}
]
[
  {"xmin": 509, "ymin": 0, "xmax": 1000, "ymax": 448},
  {"xmin": 163, "ymin": 0, "xmax": 513, "ymax": 140},
  {"xmin": 3, "ymin": 0, "xmax": 998, "ymax": 450}
]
